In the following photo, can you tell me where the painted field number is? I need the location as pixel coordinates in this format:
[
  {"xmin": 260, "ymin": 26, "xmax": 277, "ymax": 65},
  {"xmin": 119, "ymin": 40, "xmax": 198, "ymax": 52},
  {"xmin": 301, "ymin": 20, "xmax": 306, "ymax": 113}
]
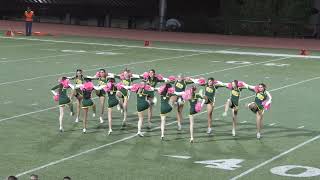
[
  {"xmin": 194, "ymin": 159, "xmax": 244, "ymax": 170},
  {"xmin": 270, "ymin": 165, "xmax": 320, "ymax": 178}
]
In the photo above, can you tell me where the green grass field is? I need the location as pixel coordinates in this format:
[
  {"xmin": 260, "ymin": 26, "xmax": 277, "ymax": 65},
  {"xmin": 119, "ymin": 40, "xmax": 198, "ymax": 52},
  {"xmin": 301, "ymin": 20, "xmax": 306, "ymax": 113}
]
[{"xmin": 0, "ymin": 34, "xmax": 320, "ymax": 180}]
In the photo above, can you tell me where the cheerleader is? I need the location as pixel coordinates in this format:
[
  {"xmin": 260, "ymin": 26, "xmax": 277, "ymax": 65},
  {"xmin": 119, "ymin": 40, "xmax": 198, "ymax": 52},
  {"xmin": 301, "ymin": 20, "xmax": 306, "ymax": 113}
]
[
  {"xmin": 114, "ymin": 68, "xmax": 141, "ymax": 127},
  {"xmin": 121, "ymin": 82, "xmax": 155, "ymax": 137},
  {"xmin": 51, "ymin": 77, "xmax": 74, "ymax": 132},
  {"xmin": 94, "ymin": 78, "xmax": 119, "ymax": 135},
  {"xmin": 192, "ymin": 77, "xmax": 224, "ymax": 134},
  {"xmin": 71, "ymin": 78, "xmax": 97, "ymax": 133},
  {"xmin": 169, "ymin": 74, "xmax": 194, "ymax": 131},
  {"xmin": 91, "ymin": 69, "xmax": 113, "ymax": 124},
  {"xmin": 68, "ymin": 69, "xmax": 84, "ymax": 123},
  {"xmin": 157, "ymin": 83, "xmax": 175, "ymax": 140},
  {"xmin": 246, "ymin": 83, "xmax": 272, "ymax": 139},
  {"xmin": 222, "ymin": 80, "xmax": 247, "ymax": 137},
  {"xmin": 182, "ymin": 86, "xmax": 206, "ymax": 143},
  {"xmin": 142, "ymin": 69, "xmax": 166, "ymax": 129}
]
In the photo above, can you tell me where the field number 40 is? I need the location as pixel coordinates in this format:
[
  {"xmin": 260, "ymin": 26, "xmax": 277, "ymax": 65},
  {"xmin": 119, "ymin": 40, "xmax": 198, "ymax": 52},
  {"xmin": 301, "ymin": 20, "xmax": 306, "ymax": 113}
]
[{"xmin": 193, "ymin": 159, "xmax": 320, "ymax": 177}]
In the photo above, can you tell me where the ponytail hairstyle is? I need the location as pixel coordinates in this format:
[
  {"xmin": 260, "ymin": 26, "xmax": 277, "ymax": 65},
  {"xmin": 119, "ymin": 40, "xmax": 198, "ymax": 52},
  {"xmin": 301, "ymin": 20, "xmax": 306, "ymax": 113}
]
[
  {"xmin": 161, "ymin": 83, "xmax": 172, "ymax": 96},
  {"xmin": 233, "ymin": 80, "xmax": 239, "ymax": 89}
]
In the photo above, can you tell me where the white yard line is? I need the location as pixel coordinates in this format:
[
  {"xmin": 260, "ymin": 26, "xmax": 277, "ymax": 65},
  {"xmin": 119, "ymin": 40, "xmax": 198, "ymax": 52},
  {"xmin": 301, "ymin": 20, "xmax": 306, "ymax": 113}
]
[
  {"xmin": 0, "ymin": 53, "xmax": 76, "ymax": 63},
  {"xmin": 0, "ymin": 47, "xmax": 130, "ymax": 63},
  {"xmin": 0, "ymin": 52, "xmax": 209, "ymax": 86},
  {"xmin": 13, "ymin": 75, "xmax": 320, "ymax": 177},
  {"xmin": 230, "ymin": 135, "xmax": 320, "ymax": 180},
  {"xmin": 191, "ymin": 57, "xmax": 290, "ymax": 77},
  {"xmin": 216, "ymin": 50, "xmax": 320, "ymax": 59},
  {"xmin": 0, "ymin": 42, "xmax": 54, "ymax": 48},
  {"xmin": 1, "ymin": 36, "xmax": 215, "ymax": 53},
  {"xmin": 2, "ymin": 36, "xmax": 319, "ymax": 59}
]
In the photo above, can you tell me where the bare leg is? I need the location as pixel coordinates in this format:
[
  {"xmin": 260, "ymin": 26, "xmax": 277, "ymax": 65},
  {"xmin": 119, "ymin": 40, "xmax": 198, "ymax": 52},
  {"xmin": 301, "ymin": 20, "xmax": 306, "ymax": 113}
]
[
  {"xmin": 83, "ymin": 108, "xmax": 88, "ymax": 133},
  {"xmin": 160, "ymin": 115, "xmax": 166, "ymax": 139},
  {"xmin": 147, "ymin": 102, "xmax": 153, "ymax": 129},
  {"xmin": 75, "ymin": 98, "xmax": 81, "ymax": 122},
  {"xmin": 137, "ymin": 111, "xmax": 144, "ymax": 136},
  {"xmin": 232, "ymin": 108, "xmax": 238, "ymax": 136},
  {"xmin": 207, "ymin": 103, "xmax": 213, "ymax": 133},
  {"xmin": 223, "ymin": 99, "xmax": 231, "ymax": 117},
  {"xmin": 176, "ymin": 104, "xmax": 184, "ymax": 131},
  {"xmin": 92, "ymin": 104, "xmax": 96, "ymax": 116},
  {"xmin": 59, "ymin": 106, "xmax": 64, "ymax": 131},
  {"xmin": 189, "ymin": 115, "xmax": 194, "ymax": 143},
  {"xmin": 256, "ymin": 110, "xmax": 264, "ymax": 139},
  {"xmin": 99, "ymin": 96, "xmax": 105, "ymax": 123},
  {"xmin": 122, "ymin": 97, "xmax": 128, "ymax": 124},
  {"xmin": 107, "ymin": 108, "xmax": 112, "ymax": 135}
]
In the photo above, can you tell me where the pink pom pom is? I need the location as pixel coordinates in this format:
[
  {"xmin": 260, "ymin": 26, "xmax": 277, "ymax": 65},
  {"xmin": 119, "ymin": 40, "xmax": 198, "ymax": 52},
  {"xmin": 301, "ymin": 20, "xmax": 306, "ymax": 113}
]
[
  {"xmin": 168, "ymin": 76, "xmax": 176, "ymax": 81},
  {"xmin": 53, "ymin": 94, "xmax": 59, "ymax": 102},
  {"xmin": 95, "ymin": 71, "xmax": 101, "ymax": 78},
  {"xmin": 238, "ymin": 81, "xmax": 245, "ymax": 88},
  {"xmin": 227, "ymin": 83, "xmax": 233, "ymax": 90},
  {"xmin": 130, "ymin": 83, "xmax": 141, "ymax": 92},
  {"xmin": 103, "ymin": 82, "xmax": 113, "ymax": 92},
  {"xmin": 168, "ymin": 87, "xmax": 175, "ymax": 94},
  {"xmin": 182, "ymin": 88, "xmax": 193, "ymax": 100},
  {"xmin": 116, "ymin": 82, "xmax": 124, "ymax": 90},
  {"xmin": 158, "ymin": 84, "xmax": 166, "ymax": 94},
  {"xmin": 156, "ymin": 74, "xmax": 163, "ymax": 80},
  {"xmin": 60, "ymin": 79, "xmax": 70, "ymax": 88},
  {"xmin": 144, "ymin": 85, "xmax": 152, "ymax": 91},
  {"xmin": 119, "ymin": 73, "xmax": 125, "ymax": 80},
  {"xmin": 262, "ymin": 101, "xmax": 271, "ymax": 110},
  {"xmin": 82, "ymin": 82, "xmax": 94, "ymax": 91},
  {"xmin": 142, "ymin": 72, "xmax": 149, "ymax": 79},
  {"xmin": 198, "ymin": 78, "xmax": 206, "ymax": 85},
  {"xmin": 195, "ymin": 102, "xmax": 203, "ymax": 113}
]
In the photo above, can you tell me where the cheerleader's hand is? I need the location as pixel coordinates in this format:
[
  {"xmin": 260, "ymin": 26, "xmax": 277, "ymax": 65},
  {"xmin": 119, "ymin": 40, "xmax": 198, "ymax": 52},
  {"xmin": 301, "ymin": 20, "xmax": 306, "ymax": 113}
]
[
  {"xmin": 163, "ymin": 78, "xmax": 169, "ymax": 82},
  {"xmin": 132, "ymin": 74, "xmax": 140, "ymax": 78},
  {"xmin": 191, "ymin": 78, "xmax": 199, "ymax": 84},
  {"xmin": 68, "ymin": 84, "xmax": 75, "ymax": 90},
  {"xmin": 51, "ymin": 90, "xmax": 58, "ymax": 96}
]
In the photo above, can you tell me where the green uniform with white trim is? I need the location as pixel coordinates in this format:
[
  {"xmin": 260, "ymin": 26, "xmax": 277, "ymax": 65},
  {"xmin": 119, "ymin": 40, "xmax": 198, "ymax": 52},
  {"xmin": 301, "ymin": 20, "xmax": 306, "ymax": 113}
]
[
  {"xmin": 254, "ymin": 90, "xmax": 268, "ymax": 110},
  {"xmin": 116, "ymin": 76, "xmax": 140, "ymax": 98},
  {"xmin": 136, "ymin": 89, "xmax": 151, "ymax": 112},
  {"xmin": 70, "ymin": 75, "xmax": 84, "ymax": 98},
  {"xmin": 160, "ymin": 94, "xmax": 173, "ymax": 115},
  {"xmin": 95, "ymin": 77, "xmax": 109, "ymax": 97},
  {"xmin": 51, "ymin": 84, "xmax": 70, "ymax": 106},
  {"xmin": 146, "ymin": 77, "xmax": 165, "ymax": 98},
  {"xmin": 82, "ymin": 89, "xmax": 94, "ymax": 108},
  {"xmin": 107, "ymin": 86, "xmax": 119, "ymax": 108},
  {"xmin": 173, "ymin": 80, "xmax": 193, "ymax": 93},
  {"xmin": 202, "ymin": 83, "xmax": 224, "ymax": 104},
  {"xmin": 189, "ymin": 94, "xmax": 203, "ymax": 115},
  {"xmin": 229, "ymin": 87, "xmax": 245, "ymax": 108}
]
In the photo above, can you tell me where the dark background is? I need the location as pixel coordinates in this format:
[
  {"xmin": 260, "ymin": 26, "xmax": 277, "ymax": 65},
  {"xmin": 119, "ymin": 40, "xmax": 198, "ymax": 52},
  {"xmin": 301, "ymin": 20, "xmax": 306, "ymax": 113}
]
[{"xmin": 1, "ymin": 0, "xmax": 318, "ymax": 37}]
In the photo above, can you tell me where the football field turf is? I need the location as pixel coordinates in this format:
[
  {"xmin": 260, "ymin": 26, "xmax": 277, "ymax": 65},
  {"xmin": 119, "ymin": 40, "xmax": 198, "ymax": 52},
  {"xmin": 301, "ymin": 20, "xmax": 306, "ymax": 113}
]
[{"xmin": 0, "ymin": 35, "xmax": 319, "ymax": 180}]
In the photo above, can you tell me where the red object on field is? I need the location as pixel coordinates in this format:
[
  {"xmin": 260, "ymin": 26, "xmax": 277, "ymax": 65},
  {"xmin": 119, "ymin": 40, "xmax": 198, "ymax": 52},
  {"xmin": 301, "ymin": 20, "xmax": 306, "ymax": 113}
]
[
  {"xmin": 300, "ymin": 49, "xmax": 309, "ymax": 56},
  {"xmin": 144, "ymin": 40, "xmax": 151, "ymax": 46},
  {"xmin": 5, "ymin": 30, "xmax": 14, "ymax": 37}
]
